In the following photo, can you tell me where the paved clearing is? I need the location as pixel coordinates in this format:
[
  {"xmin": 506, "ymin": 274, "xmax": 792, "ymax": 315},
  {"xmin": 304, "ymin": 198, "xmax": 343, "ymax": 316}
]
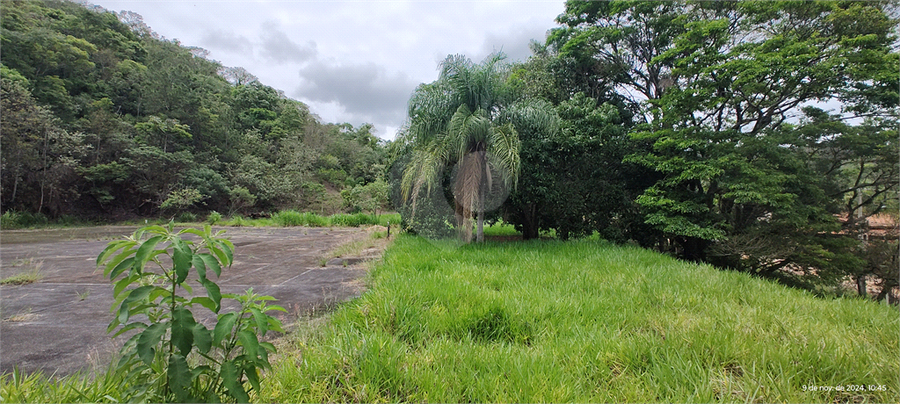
[{"xmin": 0, "ymin": 226, "xmax": 385, "ymax": 376}]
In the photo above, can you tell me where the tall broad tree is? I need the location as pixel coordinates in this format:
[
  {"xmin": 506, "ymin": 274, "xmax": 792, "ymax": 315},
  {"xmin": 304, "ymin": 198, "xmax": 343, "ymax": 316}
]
[
  {"xmin": 551, "ymin": 1, "xmax": 898, "ymax": 286},
  {"xmin": 399, "ymin": 53, "xmax": 551, "ymax": 242}
]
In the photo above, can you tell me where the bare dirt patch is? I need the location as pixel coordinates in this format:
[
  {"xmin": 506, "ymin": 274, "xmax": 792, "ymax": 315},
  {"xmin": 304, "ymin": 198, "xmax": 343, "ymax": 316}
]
[{"xmin": 0, "ymin": 225, "xmax": 387, "ymax": 376}]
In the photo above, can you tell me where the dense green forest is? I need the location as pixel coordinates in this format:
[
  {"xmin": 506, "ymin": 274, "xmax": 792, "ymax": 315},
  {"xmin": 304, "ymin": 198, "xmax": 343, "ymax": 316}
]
[
  {"xmin": 1, "ymin": 0, "xmax": 898, "ymax": 298},
  {"xmin": 1, "ymin": 0, "xmax": 389, "ymax": 222}
]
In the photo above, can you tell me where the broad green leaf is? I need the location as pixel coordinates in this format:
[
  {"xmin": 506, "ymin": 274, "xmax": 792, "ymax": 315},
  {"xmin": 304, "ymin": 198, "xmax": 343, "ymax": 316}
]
[
  {"xmin": 198, "ymin": 253, "xmax": 221, "ymax": 277},
  {"xmin": 167, "ymin": 353, "xmax": 193, "ymax": 403},
  {"xmin": 189, "ymin": 296, "xmax": 217, "ymax": 313},
  {"xmin": 200, "ymin": 279, "xmax": 221, "ymax": 312},
  {"xmin": 102, "ymin": 246, "xmax": 136, "ymax": 277},
  {"xmin": 214, "ymin": 312, "xmax": 238, "ymax": 346},
  {"xmin": 249, "ymin": 307, "xmax": 267, "ymax": 334},
  {"xmin": 133, "ymin": 235, "xmax": 164, "ymax": 274},
  {"xmin": 179, "ymin": 227, "xmax": 206, "ymax": 238},
  {"xmin": 259, "ymin": 341, "xmax": 277, "ymax": 354},
  {"xmin": 171, "ymin": 308, "xmax": 196, "ymax": 356},
  {"xmin": 217, "ymin": 239, "xmax": 235, "ymax": 264},
  {"xmin": 106, "ymin": 316, "xmax": 120, "ymax": 333},
  {"xmin": 147, "ymin": 285, "xmax": 169, "ymax": 303},
  {"xmin": 244, "ymin": 364, "xmax": 261, "ymax": 394},
  {"xmin": 171, "ymin": 238, "xmax": 192, "ymax": 284},
  {"xmin": 96, "ymin": 240, "xmax": 132, "ymax": 267},
  {"xmin": 192, "ymin": 322, "xmax": 212, "ymax": 354},
  {"xmin": 256, "ymin": 343, "xmax": 269, "ymax": 367},
  {"xmin": 118, "ymin": 285, "xmax": 153, "ymax": 323},
  {"xmin": 191, "ymin": 254, "xmax": 207, "ymax": 282},
  {"xmin": 267, "ymin": 316, "xmax": 285, "ymax": 333},
  {"xmin": 112, "ymin": 274, "xmax": 139, "ymax": 299},
  {"xmin": 109, "ymin": 321, "xmax": 147, "ymax": 338},
  {"xmin": 238, "ymin": 329, "xmax": 259, "ymax": 360},
  {"xmin": 220, "ymin": 361, "xmax": 250, "ymax": 403},
  {"xmin": 121, "ymin": 285, "xmax": 154, "ymax": 305},
  {"xmin": 108, "ymin": 257, "xmax": 135, "ymax": 280},
  {"xmin": 207, "ymin": 244, "xmax": 229, "ymax": 272},
  {"xmin": 136, "ymin": 322, "xmax": 167, "ymax": 365}
]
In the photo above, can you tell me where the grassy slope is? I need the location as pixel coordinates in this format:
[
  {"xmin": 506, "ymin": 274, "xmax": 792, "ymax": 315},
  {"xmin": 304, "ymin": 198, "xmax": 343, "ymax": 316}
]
[{"xmin": 262, "ymin": 235, "xmax": 898, "ymax": 403}]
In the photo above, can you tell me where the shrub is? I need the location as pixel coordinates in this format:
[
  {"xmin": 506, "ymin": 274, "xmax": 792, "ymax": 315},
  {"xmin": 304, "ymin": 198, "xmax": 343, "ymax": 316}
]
[
  {"xmin": 97, "ymin": 224, "xmax": 284, "ymax": 402},
  {"xmin": 271, "ymin": 210, "xmax": 305, "ymax": 226},
  {"xmin": 0, "ymin": 210, "xmax": 49, "ymax": 229},
  {"xmin": 330, "ymin": 213, "xmax": 366, "ymax": 227},
  {"xmin": 160, "ymin": 188, "xmax": 204, "ymax": 211},
  {"xmin": 176, "ymin": 211, "xmax": 198, "ymax": 223},
  {"xmin": 207, "ymin": 211, "xmax": 222, "ymax": 225}
]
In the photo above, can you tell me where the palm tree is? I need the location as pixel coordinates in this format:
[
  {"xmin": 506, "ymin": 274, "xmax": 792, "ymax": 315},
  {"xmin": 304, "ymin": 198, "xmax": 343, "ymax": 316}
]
[{"xmin": 399, "ymin": 53, "xmax": 552, "ymax": 242}]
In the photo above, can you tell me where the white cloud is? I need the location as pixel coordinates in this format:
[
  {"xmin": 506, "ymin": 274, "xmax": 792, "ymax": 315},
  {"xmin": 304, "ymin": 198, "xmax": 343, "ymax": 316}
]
[{"xmin": 89, "ymin": 0, "xmax": 566, "ymax": 140}]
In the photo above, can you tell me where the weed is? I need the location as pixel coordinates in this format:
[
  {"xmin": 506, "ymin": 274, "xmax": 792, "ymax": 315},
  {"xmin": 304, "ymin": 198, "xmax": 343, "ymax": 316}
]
[
  {"xmin": 2, "ymin": 307, "xmax": 36, "ymax": 322},
  {"xmin": 0, "ymin": 260, "xmax": 43, "ymax": 285}
]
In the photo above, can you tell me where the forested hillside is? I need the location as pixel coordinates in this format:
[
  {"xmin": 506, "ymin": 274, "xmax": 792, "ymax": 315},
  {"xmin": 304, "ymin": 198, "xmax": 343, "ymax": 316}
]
[{"xmin": 1, "ymin": 0, "xmax": 388, "ymax": 221}]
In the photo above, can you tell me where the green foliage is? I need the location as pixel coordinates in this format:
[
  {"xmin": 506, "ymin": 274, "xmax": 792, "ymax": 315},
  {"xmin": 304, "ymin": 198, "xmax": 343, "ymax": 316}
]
[
  {"xmin": 207, "ymin": 210, "xmax": 222, "ymax": 225},
  {"xmin": 503, "ymin": 93, "xmax": 657, "ymax": 242},
  {"xmin": 262, "ymin": 235, "xmax": 899, "ymax": 402},
  {"xmin": 398, "ymin": 53, "xmax": 536, "ymax": 243},
  {"xmin": 341, "ymin": 179, "xmax": 390, "ymax": 214},
  {"xmin": 270, "ymin": 210, "xmax": 396, "ymax": 228},
  {"xmin": 160, "ymin": 188, "xmax": 204, "ymax": 212},
  {"xmin": 0, "ymin": 210, "xmax": 49, "ymax": 229},
  {"xmin": 0, "ymin": 1, "xmax": 388, "ymax": 220},
  {"xmin": 97, "ymin": 224, "xmax": 284, "ymax": 402},
  {"xmin": 548, "ymin": 0, "xmax": 899, "ymax": 287},
  {"xmin": 271, "ymin": 210, "xmax": 327, "ymax": 227},
  {"xmin": 175, "ymin": 211, "xmax": 198, "ymax": 223},
  {"xmin": 0, "ymin": 363, "xmax": 131, "ymax": 403}
]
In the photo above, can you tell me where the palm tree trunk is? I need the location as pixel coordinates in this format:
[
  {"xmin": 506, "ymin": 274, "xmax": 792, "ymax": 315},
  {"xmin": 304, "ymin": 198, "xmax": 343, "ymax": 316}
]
[
  {"xmin": 476, "ymin": 149, "xmax": 486, "ymax": 243},
  {"xmin": 476, "ymin": 207, "xmax": 484, "ymax": 243}
]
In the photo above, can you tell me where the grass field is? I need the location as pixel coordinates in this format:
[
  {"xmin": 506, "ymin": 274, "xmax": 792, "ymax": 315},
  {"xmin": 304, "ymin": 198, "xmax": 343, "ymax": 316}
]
[
  {"xmin": 260, "ymin": 235, "xmax": 899, "ymax": 403},
  {"xmin": 2, "ymin": 230, "xmax": 896, "ymax": 403}
]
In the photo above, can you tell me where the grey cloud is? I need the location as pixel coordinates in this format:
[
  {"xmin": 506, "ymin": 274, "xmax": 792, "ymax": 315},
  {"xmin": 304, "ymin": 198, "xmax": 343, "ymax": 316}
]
[
  {"xmin": 479, "ymin": 24, "xmax": 550, "ymax": 62},
  {"xmin": 200, "ymin": 29, "xmax": 254, "ymax": 55},
  {"xmin": 294, "ymin": 61, "xmax": 417, "ymax": 126},
  {"xmin": 260, "ymin": 26, "xmax": 317, "ymax": 64}
]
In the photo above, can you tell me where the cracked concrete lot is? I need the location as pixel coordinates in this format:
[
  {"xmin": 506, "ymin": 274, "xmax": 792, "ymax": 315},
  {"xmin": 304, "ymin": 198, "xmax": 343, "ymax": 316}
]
[{"xmin": 0, "ymin": 225, "xmax": 384, "ymax": 376}]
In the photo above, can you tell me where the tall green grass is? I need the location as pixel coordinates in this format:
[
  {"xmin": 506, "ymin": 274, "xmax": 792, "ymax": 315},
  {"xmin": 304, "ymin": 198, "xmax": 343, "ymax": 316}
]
[
  {"xmin": 270, "ymin": 211, "xmax": 399, "ymax": 228},
  {"xmin": 0, "ymin": 364, "xmax": 130, "ymax": 403},
  {"xmin": 261, "ymin": 235, "xmax": 899, "ymax": 403}
]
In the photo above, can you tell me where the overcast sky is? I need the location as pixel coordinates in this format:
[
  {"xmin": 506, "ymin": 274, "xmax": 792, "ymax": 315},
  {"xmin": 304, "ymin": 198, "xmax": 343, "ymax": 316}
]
[{"xmin": 88, "ymin": 0, "xmax": 567, "ymax": 140}]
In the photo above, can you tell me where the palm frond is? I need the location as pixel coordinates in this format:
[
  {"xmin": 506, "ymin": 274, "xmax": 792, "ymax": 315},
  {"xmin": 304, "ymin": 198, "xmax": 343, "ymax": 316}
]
[
  {"xmin": 486, "ymin": 123, "xmax": 521, "ymax": 189},
  {"xmin": 501, "ymin": 98, "xmax": 560, "ymax": 136},
  {"xmin": 400, "ymin": 134, "xmax": 451, "ymax": 214}
]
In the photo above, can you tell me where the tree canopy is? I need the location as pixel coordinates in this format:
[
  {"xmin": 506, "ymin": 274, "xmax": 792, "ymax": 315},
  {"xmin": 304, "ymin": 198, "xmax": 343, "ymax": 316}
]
[{"xmin": 1, "ymin": 0, "xmax": 389, "ymax": 220}]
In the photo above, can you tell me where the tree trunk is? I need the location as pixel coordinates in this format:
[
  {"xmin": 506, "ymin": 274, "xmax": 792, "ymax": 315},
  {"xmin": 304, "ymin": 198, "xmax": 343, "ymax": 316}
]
[
  {"xmin": 476, "ymin": 208, "xmax": 484, "ymax": 243},
  {"xmin": 522, "ymin": 203, "xmax": 539, "ymax": 240},
  {"xmin": 856, "ymin": 274, "xmax": 868, "ymax": 297},
  {"xmin": 475, "ymin": 149, "xmax": 486, "ymax": 243}
]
